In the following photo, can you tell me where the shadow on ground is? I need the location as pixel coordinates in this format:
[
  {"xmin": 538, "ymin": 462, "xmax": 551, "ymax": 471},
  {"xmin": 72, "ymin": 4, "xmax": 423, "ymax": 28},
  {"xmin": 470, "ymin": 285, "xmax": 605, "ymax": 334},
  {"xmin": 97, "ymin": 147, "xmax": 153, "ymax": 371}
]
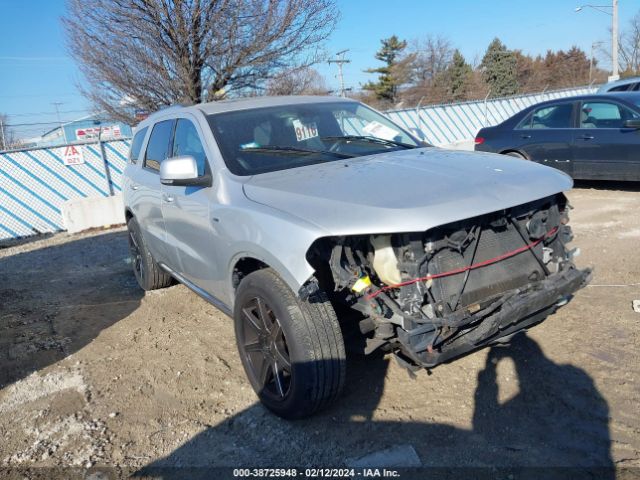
[
  {"xmin": 573, "ymin": 179, "xmax": 640, "ymax": 192},
  {"xmin": 0, "ymin": 231, "xmax": 142, "ymax": 388},
  {"xmin": 138, "ymin": 334, "xmax": 613, "ymax": 479}
]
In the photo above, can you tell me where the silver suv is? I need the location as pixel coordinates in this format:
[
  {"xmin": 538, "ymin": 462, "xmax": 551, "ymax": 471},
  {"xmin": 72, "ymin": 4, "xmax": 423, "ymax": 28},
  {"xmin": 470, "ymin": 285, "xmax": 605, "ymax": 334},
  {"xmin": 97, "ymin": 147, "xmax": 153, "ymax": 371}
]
[{"xmin": 123, "ymin": 96, "xmax": 590, "ymax": 418}]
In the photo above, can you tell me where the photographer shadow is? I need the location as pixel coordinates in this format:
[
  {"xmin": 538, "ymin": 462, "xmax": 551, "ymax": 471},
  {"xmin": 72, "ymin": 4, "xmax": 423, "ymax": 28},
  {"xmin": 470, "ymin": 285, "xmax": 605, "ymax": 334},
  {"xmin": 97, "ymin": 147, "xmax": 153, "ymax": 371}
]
[{"xmin": 137, "ymin": 333, "xmax": 612, "ymax": 479}]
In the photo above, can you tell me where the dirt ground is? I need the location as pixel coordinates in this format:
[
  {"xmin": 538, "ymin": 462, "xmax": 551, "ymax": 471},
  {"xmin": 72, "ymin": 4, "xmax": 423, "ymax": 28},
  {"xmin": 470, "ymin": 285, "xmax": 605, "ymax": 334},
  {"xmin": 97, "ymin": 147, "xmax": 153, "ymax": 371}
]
[{"xmin": 1, "ymin": 182, "xmax": 639, "ymax": 478}]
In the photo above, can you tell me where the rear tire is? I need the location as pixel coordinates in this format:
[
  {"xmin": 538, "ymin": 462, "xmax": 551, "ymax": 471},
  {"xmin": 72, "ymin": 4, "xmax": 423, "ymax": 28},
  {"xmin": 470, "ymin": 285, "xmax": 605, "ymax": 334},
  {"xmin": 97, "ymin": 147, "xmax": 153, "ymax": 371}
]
[
  {"xmin": 127, "ymin": 218, "xmax": 172, "ymax": 291},
  {"xmin": 504, "ymin": 151, "xmax": 526, "ymax": 159},
  {"xmin": 234, "ymin": 268, "xmax": 346, "ymax": 419}
]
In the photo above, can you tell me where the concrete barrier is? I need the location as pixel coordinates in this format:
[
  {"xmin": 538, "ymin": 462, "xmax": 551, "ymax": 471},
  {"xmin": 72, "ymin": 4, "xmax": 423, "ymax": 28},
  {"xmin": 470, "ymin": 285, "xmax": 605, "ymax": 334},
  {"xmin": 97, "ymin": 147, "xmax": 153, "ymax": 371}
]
[
  {"xmin": 441, "ymin": 139, "xmax": 475, "ymax": 151},
  {"xmin": 61, "ymin": 194, "xmax": 125, "ymax": 234}
]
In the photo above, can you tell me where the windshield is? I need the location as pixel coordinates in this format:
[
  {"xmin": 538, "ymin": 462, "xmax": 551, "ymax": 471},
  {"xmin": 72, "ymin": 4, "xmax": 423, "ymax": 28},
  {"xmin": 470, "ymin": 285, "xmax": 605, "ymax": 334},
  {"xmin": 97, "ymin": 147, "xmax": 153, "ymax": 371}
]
[{"xmin": 207, "ymin": 101, "xmax": 423, "ymax": 175}]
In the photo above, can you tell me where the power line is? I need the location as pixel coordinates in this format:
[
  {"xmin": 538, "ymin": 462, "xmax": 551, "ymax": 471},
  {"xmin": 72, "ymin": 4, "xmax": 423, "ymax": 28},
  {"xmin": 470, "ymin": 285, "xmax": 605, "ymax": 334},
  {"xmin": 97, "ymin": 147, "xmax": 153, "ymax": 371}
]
[
  {"xmin": 0, "ymin": 93, "xmax": 78, "ymax": 99},
  {"xmin": 0, "ymin": 56, "xmax": 69, "ymax": 61},
  {"xmin": 3, "ymin": 119, "xmax": 95, "ymax": 127},
  {"xmin": 3, "ymin": 109, "xmax": 94, "ymax": 118}
]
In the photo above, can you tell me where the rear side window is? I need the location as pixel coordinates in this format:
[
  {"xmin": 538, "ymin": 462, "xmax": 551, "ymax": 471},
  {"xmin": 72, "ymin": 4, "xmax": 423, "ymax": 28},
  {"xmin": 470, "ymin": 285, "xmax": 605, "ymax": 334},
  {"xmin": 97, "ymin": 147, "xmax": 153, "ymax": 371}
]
[
  {"xmin": 172, "ymin": 119, "xmax": 207, "ymax": 176},
  {"xmin": 518, "ymin": 103, "xmax": 573, "ymax": 129},
  {"xmin": 609, "ymin": 85, "xmax": 630, "ymax": 92},
  {"xmin": 144, "ymin": 120, "xmax": 175, "ymax": 172},
  {"xmin": 128, "ymin": 127, "xmax": 147, "ymax": 164}
]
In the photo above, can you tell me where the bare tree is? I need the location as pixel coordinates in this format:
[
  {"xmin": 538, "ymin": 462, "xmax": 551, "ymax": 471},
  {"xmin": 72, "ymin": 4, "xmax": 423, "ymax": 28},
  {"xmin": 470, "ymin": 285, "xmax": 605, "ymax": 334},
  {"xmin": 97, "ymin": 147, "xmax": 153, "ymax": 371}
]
[
  {"xmin": 64, "ymin": 0, "xmax": 338, "ymax": 123},
  {"xmin": 619, "ymin": 11, "xmax": 640, "ymax": 75},
  {"xmin": 597, "ymin": 10, "xmax": 640, "ymax": 77},
  {"xmin": 399, "ymin": 35, "xmax": 454, "ymax": 105},
  {"xmin": 408, "ymin": 35, "xmax": 454, "ymax": 84},
  {"xmin": 265, "ymin": 67, "xmax": 328, "ymax": 96}
]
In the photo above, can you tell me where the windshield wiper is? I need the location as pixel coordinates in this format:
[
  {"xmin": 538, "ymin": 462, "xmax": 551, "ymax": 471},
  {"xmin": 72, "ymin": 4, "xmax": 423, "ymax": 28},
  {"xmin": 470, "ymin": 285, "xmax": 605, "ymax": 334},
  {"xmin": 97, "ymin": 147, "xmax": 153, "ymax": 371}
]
[
  {"xmin": 241, "ymin": 145, "xmax": 355, "ymax": 158},
  {"xmin": 321, "ymin": 135, "xmax": 417, "ymax": 149}
]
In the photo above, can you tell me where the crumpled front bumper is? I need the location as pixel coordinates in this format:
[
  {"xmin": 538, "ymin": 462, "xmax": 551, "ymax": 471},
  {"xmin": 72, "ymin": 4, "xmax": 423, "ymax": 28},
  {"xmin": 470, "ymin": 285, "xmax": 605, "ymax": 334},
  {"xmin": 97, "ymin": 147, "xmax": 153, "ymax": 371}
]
[{"xmin": 396, "ymin": 265, "xmax": 592, "ymax": 368}]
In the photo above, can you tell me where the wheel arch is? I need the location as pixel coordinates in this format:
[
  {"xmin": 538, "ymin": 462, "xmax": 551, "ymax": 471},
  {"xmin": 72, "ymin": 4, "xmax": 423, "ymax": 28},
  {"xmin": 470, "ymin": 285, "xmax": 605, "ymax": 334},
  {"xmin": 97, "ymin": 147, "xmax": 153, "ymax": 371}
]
[
  {"xmin": 228, "ymin": 248, "xmax": 315, "ymax": 306},
  {"xmin": 232, "ymin": 256, "xmax": 270, "ymax": 289},
  {"xmin": 124, "ymin": 208, "xmax": 134, "ymax": 222},
  {"xmin": 500, "ymin": 149, "xmax": 529, "ymax": 159}
]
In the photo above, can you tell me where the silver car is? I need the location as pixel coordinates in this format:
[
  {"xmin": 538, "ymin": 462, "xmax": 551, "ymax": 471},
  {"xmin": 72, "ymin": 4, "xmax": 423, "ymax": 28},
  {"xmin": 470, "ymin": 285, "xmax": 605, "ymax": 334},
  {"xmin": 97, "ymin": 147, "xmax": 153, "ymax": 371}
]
[
  {"xmin": 123, "ymin": 96, "xmax": 590, "ymax": 419},
  {"xmin": 596, "ymin": 76, "xmax": 640, "ymax": 93}
]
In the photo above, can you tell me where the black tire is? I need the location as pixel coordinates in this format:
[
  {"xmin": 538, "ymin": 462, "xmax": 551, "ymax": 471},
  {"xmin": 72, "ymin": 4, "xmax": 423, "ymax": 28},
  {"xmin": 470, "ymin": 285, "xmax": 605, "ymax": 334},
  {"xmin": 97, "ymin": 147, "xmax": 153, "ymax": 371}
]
[
  {"xmin": 127, "ymin": 217, "xmax": 172, "ymax": 291},
  {"xmin": 504, "ymin": 151, "xmax": 526, "ymax": 159},
  {"xmin": 234, "ymin": 268, "xmax": 346, "ymax": 419}
]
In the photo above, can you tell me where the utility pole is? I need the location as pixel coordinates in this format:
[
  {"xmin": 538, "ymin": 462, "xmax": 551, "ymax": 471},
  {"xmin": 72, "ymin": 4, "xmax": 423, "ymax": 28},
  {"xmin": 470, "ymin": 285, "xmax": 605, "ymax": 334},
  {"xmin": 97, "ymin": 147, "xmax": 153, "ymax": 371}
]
[
  {"xmin": 52, "ymin": 102, "xmax": 68, "ymax": 144},
  {"xmin": 0, "ymin": 116, "xmax": 6, "ymax": 150},
  {"xmin": 328, "ymin": 49, "xmax": 351, "ymax": 97},
  {"xmin": 612, "ymin": 0, "xmax": 619, "ymax": 80}
]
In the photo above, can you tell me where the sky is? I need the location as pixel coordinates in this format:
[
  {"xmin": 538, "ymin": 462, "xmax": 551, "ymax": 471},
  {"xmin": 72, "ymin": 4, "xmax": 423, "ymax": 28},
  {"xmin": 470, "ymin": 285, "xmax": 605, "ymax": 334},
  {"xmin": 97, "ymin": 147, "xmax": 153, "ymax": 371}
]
[{"xmin": 0, "ymin": 0, "xmax": 637, "ymax": 139}]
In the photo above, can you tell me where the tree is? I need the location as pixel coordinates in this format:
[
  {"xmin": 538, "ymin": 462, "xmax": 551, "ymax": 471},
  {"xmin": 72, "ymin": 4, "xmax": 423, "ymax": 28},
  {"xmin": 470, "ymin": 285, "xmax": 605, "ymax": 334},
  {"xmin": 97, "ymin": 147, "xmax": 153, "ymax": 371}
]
[
  {"xmin": 399, "ymin": 35, "xmax": 454, "ymax": 105},
  {"xmin": 619, "ymin": 10, "xmax": 640, "ymax": 75},
  {"xmin": 443, "ymin": 50, "xmax": 472, "ymax": 101},
  {"xmin": 363, "ymin": 35, "xmax": 408, "ymax": 104},
  {"xmin": 409, "ymin": 35, "xmax": 454, "ymax": 85},
  {"xmin": 265, "ymin": 67, "xmax": 328, "ymax": 96},
  {"xmin": 64, "ymin": 0, "xmax": 338, "ymax": 123},
  {"xmin": 480, "ymin": 38, "xmax": 518, "ymax": 97},
  {"xmin": 513, "ymin": 50, "xmax": 545, "ymax": 93}
]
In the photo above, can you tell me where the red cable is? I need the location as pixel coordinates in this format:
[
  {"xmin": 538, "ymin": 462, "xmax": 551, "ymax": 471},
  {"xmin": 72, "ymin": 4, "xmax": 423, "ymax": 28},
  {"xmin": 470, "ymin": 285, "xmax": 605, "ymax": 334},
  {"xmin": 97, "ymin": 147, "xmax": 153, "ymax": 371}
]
[{"xmin": 365, "ymin": 226, "xmax": 558, "ymax": 300}]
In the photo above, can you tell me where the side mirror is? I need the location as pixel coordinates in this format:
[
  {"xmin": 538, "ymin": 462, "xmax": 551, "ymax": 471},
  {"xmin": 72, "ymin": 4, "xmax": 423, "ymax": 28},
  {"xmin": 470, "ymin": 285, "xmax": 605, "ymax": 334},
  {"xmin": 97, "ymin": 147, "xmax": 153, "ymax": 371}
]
[
  {"xmin": 623, "ymin": 118, "xmax": 640, "ymax": 129},
  {"xmin": 160, "ymin": 155, "xmax": 211, "ymax": 187}
]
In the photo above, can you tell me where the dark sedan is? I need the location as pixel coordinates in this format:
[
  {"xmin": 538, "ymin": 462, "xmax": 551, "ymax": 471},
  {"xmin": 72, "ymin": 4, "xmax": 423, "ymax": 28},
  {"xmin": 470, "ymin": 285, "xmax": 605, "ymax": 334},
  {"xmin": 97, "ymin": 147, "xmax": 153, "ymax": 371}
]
[{"xmin": 474, "ymin": 92, "xmax": 640, "ymax": 181}]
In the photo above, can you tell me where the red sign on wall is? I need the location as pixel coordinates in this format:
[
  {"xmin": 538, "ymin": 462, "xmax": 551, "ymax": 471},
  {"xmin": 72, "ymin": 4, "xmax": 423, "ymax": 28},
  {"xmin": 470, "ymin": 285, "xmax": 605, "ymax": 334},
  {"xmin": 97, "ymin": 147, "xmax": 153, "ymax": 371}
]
[{"xmin": 63, "ymin": 145, "xmax": 84, "ymax": 165}]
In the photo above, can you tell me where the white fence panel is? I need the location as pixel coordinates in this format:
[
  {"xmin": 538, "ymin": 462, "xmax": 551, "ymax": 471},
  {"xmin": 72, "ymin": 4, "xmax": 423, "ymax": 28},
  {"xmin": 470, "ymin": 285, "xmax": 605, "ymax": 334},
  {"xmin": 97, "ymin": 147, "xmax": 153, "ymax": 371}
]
[
  {"xmin": 0, "ymin": 139, "xmax": 130, "ymax": 240},
  {"xmin": 386, "ymin": 85, "xmax": 597, "ymax": 146}
]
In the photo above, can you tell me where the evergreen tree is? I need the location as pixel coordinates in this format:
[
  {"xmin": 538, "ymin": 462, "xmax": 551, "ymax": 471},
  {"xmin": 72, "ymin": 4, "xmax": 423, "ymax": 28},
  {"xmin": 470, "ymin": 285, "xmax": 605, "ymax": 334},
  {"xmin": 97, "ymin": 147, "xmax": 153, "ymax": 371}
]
[
  {"xmin": 446, "ymin": 50, "xmax": 472, "ymax": 101},
  {"xmin": 363, "ymin": 35, "xmax": 408, "ymax": 103},
  {"xmin": 480, "ymin": 38, "xmax": 518, "ymax": 97}
]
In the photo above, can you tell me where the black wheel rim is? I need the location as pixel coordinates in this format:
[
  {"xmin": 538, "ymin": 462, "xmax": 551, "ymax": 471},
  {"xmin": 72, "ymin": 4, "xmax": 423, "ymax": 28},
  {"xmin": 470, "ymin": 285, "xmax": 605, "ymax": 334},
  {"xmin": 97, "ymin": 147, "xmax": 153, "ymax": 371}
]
[
  {"xmin": 128, "ymin": 230, "xmax": 144, "ymax": 285},
  {"xmin": 239, "ymin": 296, "xmax": 292, "ymax": 401}
]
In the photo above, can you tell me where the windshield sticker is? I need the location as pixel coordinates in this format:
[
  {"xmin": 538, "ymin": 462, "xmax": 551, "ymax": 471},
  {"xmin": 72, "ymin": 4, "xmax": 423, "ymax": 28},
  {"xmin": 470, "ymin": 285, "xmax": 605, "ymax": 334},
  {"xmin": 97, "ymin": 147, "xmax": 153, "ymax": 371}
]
[
  {"xmin": 362, "ymin": 121, "xmax": 400, "ymax": 141},
  {"xmin": 292, "ymin": 119, "xmax": 319, "ymax": 142},
  {"xmin": 240, "ymin": 141, "xmax": 260, "ymax": 149}
]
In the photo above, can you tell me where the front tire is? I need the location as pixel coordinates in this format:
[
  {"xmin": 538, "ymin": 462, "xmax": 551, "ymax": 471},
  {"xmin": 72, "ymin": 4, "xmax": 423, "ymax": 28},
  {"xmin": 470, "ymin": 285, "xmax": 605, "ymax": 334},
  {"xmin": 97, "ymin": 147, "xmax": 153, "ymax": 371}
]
[{"xmin": 234, "ymin": 268, "xmax": 346, "ymax": 419}]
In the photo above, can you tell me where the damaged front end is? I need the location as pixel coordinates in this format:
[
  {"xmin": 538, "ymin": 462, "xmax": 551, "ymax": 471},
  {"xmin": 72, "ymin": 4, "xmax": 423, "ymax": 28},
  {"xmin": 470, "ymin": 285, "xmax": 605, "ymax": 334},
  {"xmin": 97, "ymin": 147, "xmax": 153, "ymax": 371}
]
[{"xmin": 305, "ymin": 193, "xmax": 591, "ymax": 369}]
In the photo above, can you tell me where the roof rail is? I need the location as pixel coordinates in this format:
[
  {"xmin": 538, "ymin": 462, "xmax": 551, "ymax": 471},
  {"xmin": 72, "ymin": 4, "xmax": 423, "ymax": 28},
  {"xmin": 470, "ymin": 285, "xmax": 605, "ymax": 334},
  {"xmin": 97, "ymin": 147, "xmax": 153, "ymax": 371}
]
[
  {"xmin": 142, "ymin": 104, "xmax": 186, "ymax": 122},
  {"xmin": 157, "ymin": 103, "xmax": 186, "ymax": 112}
]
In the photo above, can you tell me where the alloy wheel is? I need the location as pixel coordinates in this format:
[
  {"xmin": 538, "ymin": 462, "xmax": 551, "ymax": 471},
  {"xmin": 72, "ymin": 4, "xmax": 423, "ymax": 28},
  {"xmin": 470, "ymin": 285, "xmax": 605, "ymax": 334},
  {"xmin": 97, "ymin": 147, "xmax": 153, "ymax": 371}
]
[
  {"xmin": 239, "ymin": 296, "xmax": 292, "ymax": 400},
  {"xmin": 128, "ymin": 230, "xmax": 144, "ymax": 284}
]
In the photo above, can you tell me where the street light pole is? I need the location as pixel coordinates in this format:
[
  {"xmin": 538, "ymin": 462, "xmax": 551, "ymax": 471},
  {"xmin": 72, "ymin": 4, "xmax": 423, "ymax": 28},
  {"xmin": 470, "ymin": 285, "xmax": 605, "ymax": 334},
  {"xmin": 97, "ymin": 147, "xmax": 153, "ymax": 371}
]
[
  {"xmin": 612, "ymin": 0, "xmax": 619, "ymax": 80},
  {"xmin": 575, "ymin": 2, "xmax": 619, "ymax": 81}
]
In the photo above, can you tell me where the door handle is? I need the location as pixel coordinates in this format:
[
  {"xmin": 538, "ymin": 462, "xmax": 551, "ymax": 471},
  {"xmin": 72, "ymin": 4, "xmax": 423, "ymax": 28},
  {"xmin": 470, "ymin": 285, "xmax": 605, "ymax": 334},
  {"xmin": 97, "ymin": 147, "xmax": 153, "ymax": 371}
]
[
  {"xmin": 554, "ymin": 159, "xmax": 571, "ymax": 163},
  {"xmin": 579, "ymin": 134, "xmax": 594, "ymax": 140},
  {"xmin": 163, "ymin": 194, "xmax": 174, "ymax": 203},
  {"xmin": 130, "ymin": 183, "xmax": 140, "ymax": 190},
  {"xmin": 520, "ymin": 134, "xmax": 531, "ymax": 139}
]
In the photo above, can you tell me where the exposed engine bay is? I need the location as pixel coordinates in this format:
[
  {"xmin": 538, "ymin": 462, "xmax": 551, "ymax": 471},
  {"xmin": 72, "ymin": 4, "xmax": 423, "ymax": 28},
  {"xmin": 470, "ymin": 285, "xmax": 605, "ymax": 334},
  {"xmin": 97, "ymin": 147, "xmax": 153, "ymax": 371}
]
[{"xmin": 305, "ymin": 193, "xmax": 592, "ymax": 369}]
